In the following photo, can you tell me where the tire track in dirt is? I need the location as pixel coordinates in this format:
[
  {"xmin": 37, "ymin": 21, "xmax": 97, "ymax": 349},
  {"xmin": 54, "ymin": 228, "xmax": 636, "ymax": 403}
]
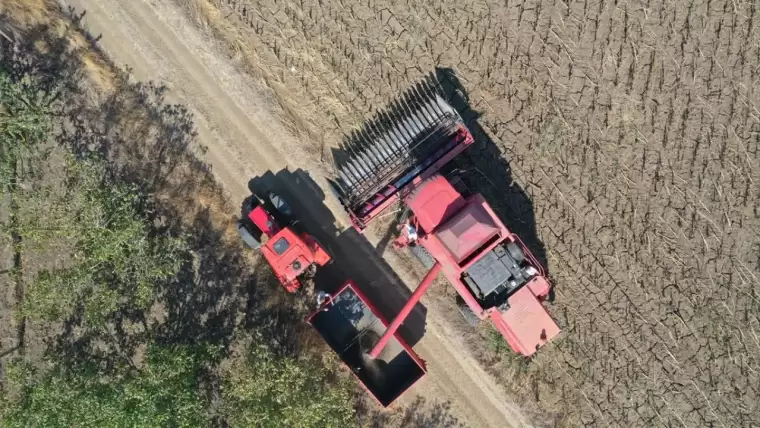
[{"xmin": 60, "ymin": 0, "xmax": 533, "ymax": 426}]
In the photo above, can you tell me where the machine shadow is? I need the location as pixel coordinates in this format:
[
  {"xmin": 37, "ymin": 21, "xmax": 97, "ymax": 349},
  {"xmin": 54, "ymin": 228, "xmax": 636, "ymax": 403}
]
[
  {"xmin": 246, "ymin": 169, "xmax": 427, "ymax": 348},
  {"xmin": 433, "ymin": 68, "xmax": 550, "ymax": 280}
]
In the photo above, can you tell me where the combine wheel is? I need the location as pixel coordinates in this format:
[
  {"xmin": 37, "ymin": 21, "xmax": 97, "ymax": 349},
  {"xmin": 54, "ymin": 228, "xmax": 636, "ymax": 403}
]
[
  {"xmin": 409, "ymin": 244, "xmax": 435, "ymax": 269},
  {"xmin": 506, "ymin": 241, "xmax": 525, "ymax": 264},
  {"xmin": 456, "ymin": 297, "xmax": 480, "ymax": 327}
]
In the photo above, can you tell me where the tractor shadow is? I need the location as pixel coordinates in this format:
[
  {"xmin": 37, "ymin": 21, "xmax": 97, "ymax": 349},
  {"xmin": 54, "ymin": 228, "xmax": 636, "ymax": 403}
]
[
  {"xmin": 329, "ymin": 69, "xmax": 551, "ymax": 299},
  {"xmin": 246, "ymin": 169, "xmax": 427, "ymax": 348}
]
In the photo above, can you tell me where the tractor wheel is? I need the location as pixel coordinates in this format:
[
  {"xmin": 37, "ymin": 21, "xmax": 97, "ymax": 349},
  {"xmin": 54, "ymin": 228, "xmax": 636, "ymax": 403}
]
[
  {"xmin": 236, "ymin": 220, "xmax": 261, "ymax": 249},
  {"xmin": 409, "ymin": 244, "xmax": 435, "ymax": 269},
  {"xmin": 506, "ymin": 241, "xmax": 525, "ymax": 264},
  {"xmin": 303, "ymin": 263, "xmax": 318, "ymax": 279},
  {"xmin": 267, "ymin": 192, "xmax": 293, "ymax": 217},
  {"xmin": 456, "ymin": 296, "xmax": 480, "ymax": 327},
  {"xmin": 241, "ymin": 195, "xmax": 257, "ymax": 217}
]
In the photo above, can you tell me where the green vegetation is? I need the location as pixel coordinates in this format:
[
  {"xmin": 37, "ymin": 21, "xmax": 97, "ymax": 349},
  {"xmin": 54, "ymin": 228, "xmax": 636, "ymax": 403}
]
[
  {"xmin": 485, "ymin": 326, "xmax": 510, "ymax": 355},
  {"xmin": 0, "ymin": 345, "xmax": 211, "ymax": 428},
  {"xmin": 0, "ymin": 53, "xmax": 354, "ymax": 426},
  {"xmin": 222, "ymin": 342, "xmax": 355, "ymax": 428},
  {"xmin": 23, "ymin": 156, "xmax": 186, "ymax": 324}
]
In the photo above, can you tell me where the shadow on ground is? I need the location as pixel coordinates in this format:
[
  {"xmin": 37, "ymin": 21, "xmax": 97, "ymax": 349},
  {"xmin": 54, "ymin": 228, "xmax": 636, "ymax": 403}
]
[
  {"xmin": 357, "ymin": 395, "xmax": 465, "ymax": 428},
  {"xmin": 246, "ymin": 169, "xmax": 427, "ymax": 348},
  {"xmin": 434, "ymin": 68, "xmax": 549, "ymax": 278},
  {"xmin": 0, "ymin": 3, "xmax": 310, "ymax": 375}
]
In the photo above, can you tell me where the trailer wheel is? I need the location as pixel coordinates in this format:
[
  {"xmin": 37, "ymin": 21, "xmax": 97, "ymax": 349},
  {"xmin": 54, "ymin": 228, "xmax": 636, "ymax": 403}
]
[
  {"xmin": 456, "ymin": 296, "xmax": 480, "ymax": 327},
  {"xmin": 409, "ymin": 244, "xmax": 435, "ymax": 269},
  {"xmin": 506, "ymin": 241, "xmax": 525, "ymax": 264}
]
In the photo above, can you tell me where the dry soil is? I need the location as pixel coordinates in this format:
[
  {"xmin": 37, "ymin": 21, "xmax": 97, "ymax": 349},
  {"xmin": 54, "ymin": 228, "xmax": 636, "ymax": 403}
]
[{"xmin": 59, "ymin": 0, "xmax": 537, "ymax": 427}]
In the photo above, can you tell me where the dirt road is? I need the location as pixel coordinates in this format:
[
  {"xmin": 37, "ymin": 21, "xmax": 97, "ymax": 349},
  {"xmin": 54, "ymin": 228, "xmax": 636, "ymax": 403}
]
[{"xmin": 59, "ymin": 0, "xmax": 531, "ymax": 426}]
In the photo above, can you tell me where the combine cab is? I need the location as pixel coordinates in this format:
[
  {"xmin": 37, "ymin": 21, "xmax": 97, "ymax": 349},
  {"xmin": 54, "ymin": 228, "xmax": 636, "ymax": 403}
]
[{"xmin": 330, "ymin": 85, "xmax": 560, "ymax": 358}]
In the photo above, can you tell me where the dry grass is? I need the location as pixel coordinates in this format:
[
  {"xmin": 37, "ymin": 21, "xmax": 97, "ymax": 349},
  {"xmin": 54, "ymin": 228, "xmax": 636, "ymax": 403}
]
[
  {"xmin": 1, "ymin": 0, "xmax": 248, "ymax": 291},
  {"xmin": 1, "ymin": 0, "xmax": 116, "ymax": 93},
  {"xmin": 174, "ymin": 0, "xmax": 353, "ymax": 158},
  {"xmin": 164, "ymin": 0, "xmax": 760, "ymax": 425}
]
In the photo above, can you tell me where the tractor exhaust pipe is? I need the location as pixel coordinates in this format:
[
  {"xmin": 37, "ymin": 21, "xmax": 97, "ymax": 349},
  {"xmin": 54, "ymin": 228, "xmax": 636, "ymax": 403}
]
[{"xmin": 368, "ymin": 262, "xmax": 442, "ymax": 359}]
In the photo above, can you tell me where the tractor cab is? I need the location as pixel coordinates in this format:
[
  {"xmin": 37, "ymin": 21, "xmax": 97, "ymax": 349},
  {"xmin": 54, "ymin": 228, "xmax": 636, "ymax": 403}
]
[
  {"xmin": 258, "ymin": 227, "xmax": 326, "ymax": 292},
  {"xmin": 239, "ymin": 192, "xmax": 330, "ymax": 293}
]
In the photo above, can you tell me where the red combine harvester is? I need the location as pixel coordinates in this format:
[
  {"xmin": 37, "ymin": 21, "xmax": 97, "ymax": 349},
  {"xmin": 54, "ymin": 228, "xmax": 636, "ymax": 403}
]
[
  {"xmin": 328, "ymin": 88, "xmax": 560, "ymax": 358},
  {"xmin": 237, "ymin": 187, "xmax": 426, "ymax": 407}
]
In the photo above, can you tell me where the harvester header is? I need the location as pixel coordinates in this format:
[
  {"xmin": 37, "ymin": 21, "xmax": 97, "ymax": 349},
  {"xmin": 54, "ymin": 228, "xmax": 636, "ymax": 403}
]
[{"xmin": 329, "ymin": 83, "xmax": 474, "ymax": 231}]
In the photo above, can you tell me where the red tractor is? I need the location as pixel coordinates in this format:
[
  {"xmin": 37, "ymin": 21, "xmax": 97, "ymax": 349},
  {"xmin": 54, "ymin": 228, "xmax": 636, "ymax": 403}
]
[
  {"xmin": 237, "ymin": 191, "xmax": 331, "ymax": 293},
  {"xmin": 328, "ymin": 88, "xmax": 560, "ymax": 358}
]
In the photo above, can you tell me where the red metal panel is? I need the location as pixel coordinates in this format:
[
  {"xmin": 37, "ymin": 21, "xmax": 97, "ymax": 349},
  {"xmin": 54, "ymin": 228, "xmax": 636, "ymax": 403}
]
[
  {"xmin": 526, "ymin": 275, "xmax": 551, "ymax": 300},
  {"xmin": 247, "ymin": 205, "xmax": 279, "ymax": 237},
  {"xmin": 419, "ymin": 195, "xmax": 508, "ymax": 273},
  {"xmin": 490, "ymin": 286, "xmax": 560, "ymax": 356},
  {"xmin": 434, "ymin": 202, "xmax": 500, "ymax": 263},
  {"xmin": 406, "ymin": 175, "xmax": 466, "ymax": 232}
]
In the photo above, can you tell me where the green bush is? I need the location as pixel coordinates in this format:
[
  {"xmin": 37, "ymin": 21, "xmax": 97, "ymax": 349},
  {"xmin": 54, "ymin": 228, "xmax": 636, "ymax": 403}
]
[
  {"xmin": 221, "ymin": 342, "xmax": 355, "ymax": 428},
  {"xmin": 22, "ymin": 156, "xmax": 186, "ymax": 324},
  {"xmin": 0, "ymin": 345, "xmax": 211, "ymax": 428}
]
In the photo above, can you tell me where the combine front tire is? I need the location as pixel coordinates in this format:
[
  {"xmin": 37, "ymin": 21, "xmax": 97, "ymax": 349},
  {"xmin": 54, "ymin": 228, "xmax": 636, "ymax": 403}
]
[{"xmin": 456, "ymin": 297, "xmax": 480, "ymax": 327}]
